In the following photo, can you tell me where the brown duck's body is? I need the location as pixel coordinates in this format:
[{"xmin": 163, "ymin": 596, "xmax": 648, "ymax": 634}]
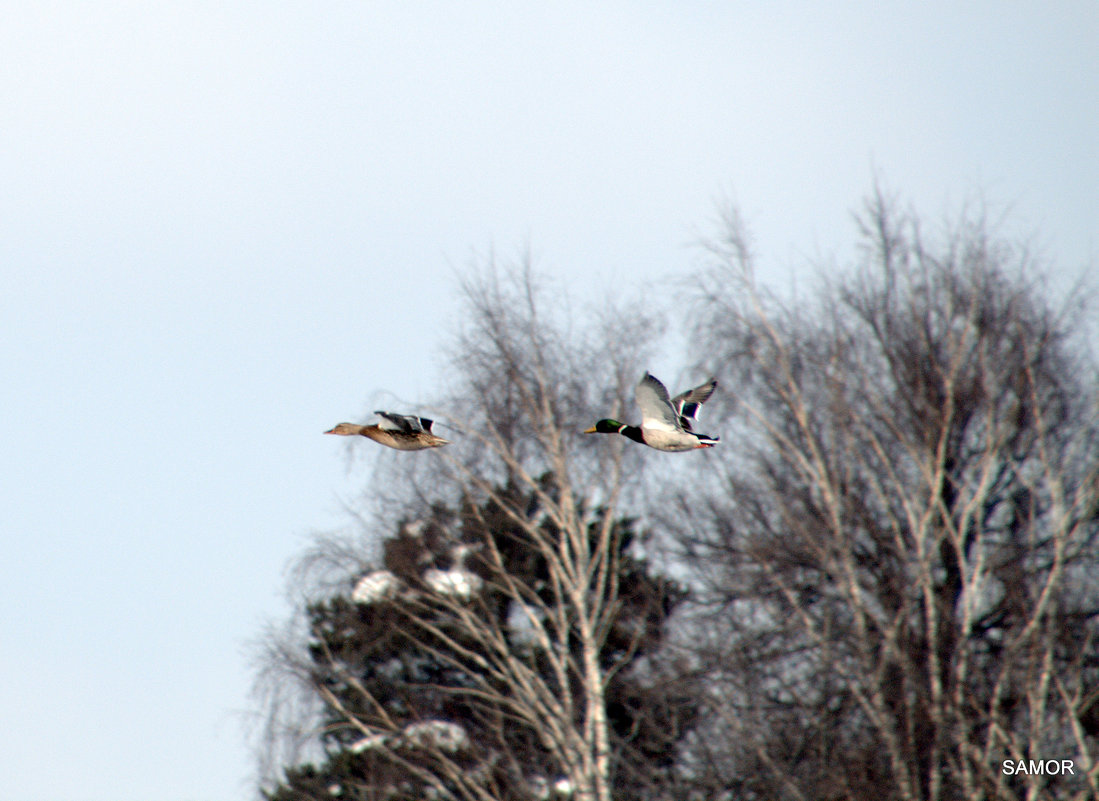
[{"xmin": 324, "ymin": 411, "xmax": 450, "ymax": 451}]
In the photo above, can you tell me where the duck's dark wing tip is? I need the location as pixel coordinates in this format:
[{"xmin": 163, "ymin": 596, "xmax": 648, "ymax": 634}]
[{"xmin": 639, "ymin": 371, "xmax": 670, "ymax": 395}]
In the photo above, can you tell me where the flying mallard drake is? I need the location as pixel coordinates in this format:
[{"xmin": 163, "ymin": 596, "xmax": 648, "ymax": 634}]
[
  {"xmin": 585, "ymin": 372, "xmax": 719, "ymax": 451},
  {"xmin": 325, "ymin": 411, "xmax": 450, "ymax": 451}
]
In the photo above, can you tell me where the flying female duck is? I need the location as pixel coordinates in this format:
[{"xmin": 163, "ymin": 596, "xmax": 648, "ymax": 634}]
[
  {"xmin": 325, "ymin": 411, "xmax": 450, "ymax": 451},
  {"xmin": 585, "ymin": 372, "xmax": 719, "ymax": 451}
]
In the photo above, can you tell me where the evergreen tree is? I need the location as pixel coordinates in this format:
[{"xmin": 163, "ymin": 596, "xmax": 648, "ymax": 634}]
[{"xmin": 265, "ymin": 480, "xmax": 695, "ymax": 801}]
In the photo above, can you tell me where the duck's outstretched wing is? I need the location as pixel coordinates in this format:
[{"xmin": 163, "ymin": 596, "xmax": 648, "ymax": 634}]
[
  {"xmin": 375, "ymin": 411, "xmax": 435, "ymax": 434},
  {"xmin": 671, "ymin": 378, "xmax": 717, "ymax": 431},
  {"xmin": 634, "ymin": 373, "xmax": 683, "ymax": 432}
]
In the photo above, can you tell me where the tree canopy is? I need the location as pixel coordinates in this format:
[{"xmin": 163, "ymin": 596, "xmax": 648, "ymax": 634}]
[{"xmin": 671, "ymin": 191, "xmax": 1099, "ymax": 800}]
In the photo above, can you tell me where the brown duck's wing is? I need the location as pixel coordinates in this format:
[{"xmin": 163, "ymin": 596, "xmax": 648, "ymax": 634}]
[{"xmin": 374, "ymin": 410, "xmax": 433, "ymax": 434}]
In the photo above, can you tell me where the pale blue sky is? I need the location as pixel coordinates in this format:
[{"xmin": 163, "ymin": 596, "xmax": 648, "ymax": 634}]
[{"xmin": 2, "ymin": 3, "xmax": 1096, "ymax": 799}]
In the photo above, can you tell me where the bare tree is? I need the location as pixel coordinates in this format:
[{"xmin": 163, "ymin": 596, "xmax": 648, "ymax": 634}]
[
  {"xmin": 673, "ymin": 192, "xmax": 1099, "ymax": 801},
  {"xmin": 255, "ymin": 260, "xmax": 698, "ymax": 801}
]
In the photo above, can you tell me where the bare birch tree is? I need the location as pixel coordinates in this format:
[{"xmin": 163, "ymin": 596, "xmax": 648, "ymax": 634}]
[
  {"xmin": 256, "ymin": 260, "xmax": 698, "ymax": 801},
  {"xmin": 673, "ymin": 192, "xmax": 1099, "ymax": 801}
]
